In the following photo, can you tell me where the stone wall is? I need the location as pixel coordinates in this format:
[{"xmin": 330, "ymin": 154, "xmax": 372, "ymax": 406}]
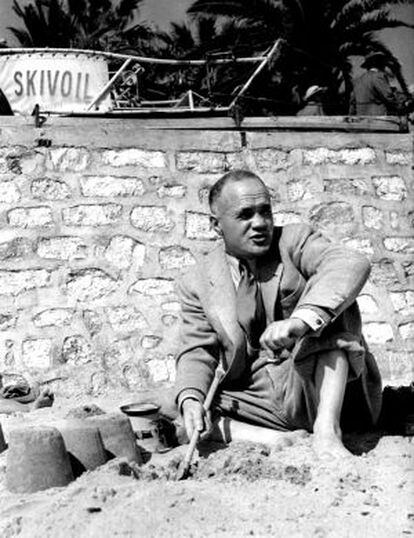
[{"xmin": 0, "ymin": 117, "xmax": 412, "ymax": 397}]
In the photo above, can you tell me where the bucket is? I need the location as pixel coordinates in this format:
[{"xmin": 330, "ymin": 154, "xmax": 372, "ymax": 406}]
[
  {"xmin": 6, "ymin": 426, "xmax": 74, "ymax": 493},
  {"xmin": 86, "ymin": 413, "xmax": 142, "ymax": 464},
  {"xmin": 54, "ymin": 420, "xmax": 107, "ymax": 477}
]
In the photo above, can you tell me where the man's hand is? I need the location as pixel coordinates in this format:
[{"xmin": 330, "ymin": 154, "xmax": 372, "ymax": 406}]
[
  {"xmin": 260, "ymin": 318, "xmax": 309, "ymax": 355},
  {"xmin": 182, "ymin": 398, "xmax": 211, "ymax": 440}
]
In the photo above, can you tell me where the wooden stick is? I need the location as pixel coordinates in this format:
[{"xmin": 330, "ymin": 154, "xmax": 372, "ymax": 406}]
[
  {"xmin": 87, "ymin": 58, "xmax": 134, "ymax": 110},
  {"xmin": 229, "ymin": 39, "xmax": 281, "ymax": 109},
  {"xmin": 177, "ymin": 366, "xmax": 225, "ymax": 480}
]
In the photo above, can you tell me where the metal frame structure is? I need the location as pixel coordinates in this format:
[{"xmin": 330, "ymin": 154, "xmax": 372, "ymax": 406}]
[{"xmin": 0, "ymin": 42, "xmax": 282, "ymax": 115}]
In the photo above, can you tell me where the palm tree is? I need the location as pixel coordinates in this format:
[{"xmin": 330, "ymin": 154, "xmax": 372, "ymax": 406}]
[
  {"xmin": 187, "ymin": 0, "xmax": 414, "ymax": 112},
  {"xmin": 8, "ymin": 0, "xmax": 150, "ymax": 51},
  {"xmin": 9, "ymin": 0, "xmax": 75, "ymax": 47}
]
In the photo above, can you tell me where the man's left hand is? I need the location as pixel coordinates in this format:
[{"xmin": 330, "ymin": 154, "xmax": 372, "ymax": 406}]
[{"xmin": 260, "ymin": 318, "xmax": 309, "ymax": 355}]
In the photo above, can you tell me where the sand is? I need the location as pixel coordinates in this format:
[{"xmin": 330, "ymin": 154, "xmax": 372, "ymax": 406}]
[{"xmin": 0, "ymin": 395, "xmax": 413, "ymax": 538}]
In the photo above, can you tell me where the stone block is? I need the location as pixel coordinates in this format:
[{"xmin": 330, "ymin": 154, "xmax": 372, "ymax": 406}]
[
  {"xmin": 372, "ymin": 176, "xmax": 407, "ymax": 201},
  {"xmin": 80, "ymin": 176, "xmax": 145, "ymax": 197},
  {"xmin": 399, "ymin": 322, "xmax": 414, "ymax": 340},
  {"xmin": 343, "ymin": 238, "xmax": 374, "ymax": 256},
  {"xmin": 390, "ymin": 291, "xmax": 414, "ymax": 314},
  {"xmin": 62, "ymin": 335, "xmax": 92, "ymax": 365},
  {"xmin": 161, "ymin": 314, "xmax": 178, "ymax": 327},
  {"xmin": 0, "ymin": 313, "xmax": 17, "ymax": 330},
  {"xmin": 185, "ymin": 211, "xmax": 217, "ymax": 240},
  {"xmin": 252, "ymin": 149, "xmax": 290, "ymax": 171},
  {"xmin": 8, "ymin": 206, "xmax": 54, "ymax": 228},
  {"xmin": 1, "ymin": 153, "xmax": 22, "ymax": 175},
  {"xmin": 159, "ymin": 246, "xmax": 194, "ymax": 269},
  {"xmin": 303, "ymin": 147, "xmax": 376, "ymax": 165},
  {"xmin": 362, "ymin": 206, "xmax": 384, "ymax": 230},
  {"xmin": 129, "ymin": 278, "xmax": 174, "ymax": 296},
  {"xmin": 33, "ymin": 308, "xmax": 74, "ymax": 328},
  {"xmin": 309, "ymin": 202, "xmax": 355, "ymax": 235},
  {"xmin": 141, "ymin": 335, "xmax": 162, "ymax": 349},
  {"xmin": 357, "ymin": 295, "xmax": 379, "ymax": 315},
  {"xmin": 37, "ymin": 236, "xmax": 88, "ymax": 260},
  {"xmin": 66, "ymin": 269, "xmax": 117, "ymax": 302},
  {"xmin": 104, "ymin": 236, "xmax": 145, "ymax": 269},
  {"xmin": 106, "ymin": 306, "xmax": 147, "ymax": 333},
  {"xmin": 31, "ymin": 178, "xmax": 71, "ymax": 200},
  {"xmin": 157, "ymin": 184, "xmax": 187, "ymax": 198},
  {"xmin": 323, "ymin": 177, "xmax": 369, "ymax": 196},
  {"xmin": 389, "ymin": 211, "xmax": 401, "ymax": 230},
  {"xmin": 383, "ymin": 237, "xmax": 414, "ymax": 255},
  {"xmin": 370, "ymin": 260, "xmax": 400, "ymax": 287},
  {"xmin": 388, "ymin": 351, "xmax": 414, "ymax": 385},
  {"xmin": 22, "ymin": 338, "xmax": 53, "ymax": 369},
  {"xmin": 62, "ymin": 204, "xmax": 122, "ymax": 226},
  {"xmin": 0, "ymin": 180, "xmax": 21, "ymax": 204},
  {"xmin": 176, "ymin": 151, "xmax": 226, "ymax": 173},
  {"xmin": 363, "ymin": 322, "xmax": 393, "ymax": 344},
  {"xmin": 146, "ymin": 358, "xmax": 173, "ymax": 383},
  {"xmin": 286, "ymin": 179, "xmax": 316, "ymax": 201},
  {"xmin": 46, "ymin": 148, "xmax": 90, "ymax": 171},
  {"xmin": 402, "ymin": 262, "xmax": 414, "ymax": 284},
  {"xmin": 198, "ymin": 187, "xmax": 210, "ymax": 206},
  {"xmin": 102, "ymin": 149, "xmax": 165, "ymax": 168},
  {"xmin": 82, "ymin": 309, "xmax": 103, "ymax": 336},
  {"xmin": 385, "ymin": 152, "xmax": 411, "ymax": 166},
  {"xmin": 272, "ymin": 212, "xmax": 303, "ymax": 226},
  {"xmin": 89, "ymin": 371, "xmax": 108, "ymax": 393},
  {"xmin": 130, "ymin": 206, "xmax": 174, "ymax": 232},
  {"xmin": 0, "ymin": 238, "xmax": 32, "ymax": 260},
  {"xmin": 226, "ymin": 151, "xmax": 250, "ymax": 169},
  {"xmin": 0, "ymin": 269, "xmax": 51, "ymax": 296}
]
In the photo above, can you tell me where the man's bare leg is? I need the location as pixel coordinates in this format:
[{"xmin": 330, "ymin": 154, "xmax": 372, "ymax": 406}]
[
  {"xmin": 208, "ymin": 416, "xmax": 307, "ymax": 447},
  {"xmin": 312, "ymin": 349, "xmax": 351, "ymax": 458}
]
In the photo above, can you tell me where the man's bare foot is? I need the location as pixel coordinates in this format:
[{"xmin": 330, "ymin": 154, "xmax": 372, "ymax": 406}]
[
  {"xmin": 313, "ymin": 422, "xmax": 352, "ymax": 459},
  {"xmin": 32, "ymin": 387, "xmax": 54, "ymax": 409}
]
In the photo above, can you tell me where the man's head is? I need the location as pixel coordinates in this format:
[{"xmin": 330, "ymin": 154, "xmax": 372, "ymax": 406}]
[{"xmin": 209, "ymin": 170, "xmax": 274, "ymax": 260}]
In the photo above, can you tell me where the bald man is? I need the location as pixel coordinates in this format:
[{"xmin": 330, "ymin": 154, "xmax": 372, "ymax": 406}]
[{"xmin": 174, "ymin": 170, "xmax": 382, "ymax": 458}]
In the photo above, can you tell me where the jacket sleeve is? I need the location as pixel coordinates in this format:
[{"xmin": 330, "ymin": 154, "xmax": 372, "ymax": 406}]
[
  {"xmin": 174, "ymin": 271, "xmax": 220, "ymax": 406},
  {"xmin": 283, "ymin": 224, "xmax": 371, "ymax": 322}
]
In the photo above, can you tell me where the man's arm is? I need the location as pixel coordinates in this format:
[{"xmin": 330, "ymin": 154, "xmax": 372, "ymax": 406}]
[
  {"xmin": 260, "ymin": 224, "xmax": 370, "ymax": 353},
  {"xmin": 285, "ymin": 224, "xmax": 370, "ymax": 319},
  {"xmin": 175, "ymin": 272, "xmax": 221, "ymax": 438}
]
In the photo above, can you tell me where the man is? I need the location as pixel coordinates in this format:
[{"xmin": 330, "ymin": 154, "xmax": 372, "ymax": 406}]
[
  {"xmin": 175, "ymin": 170, "xmax": 382, "ymax": 458},
  {"xmin": 349, "ymin": 52, "xmax": 411, "ymax": 116},
  {"xmin": 296, "ymin": 85, "xmax": 326, "ymax": 116}
]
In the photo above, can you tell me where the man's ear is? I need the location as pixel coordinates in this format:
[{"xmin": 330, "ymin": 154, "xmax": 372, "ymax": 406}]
[{"xmin": 210, "ymin": 214, "xmax": 222, "ymax": 236}]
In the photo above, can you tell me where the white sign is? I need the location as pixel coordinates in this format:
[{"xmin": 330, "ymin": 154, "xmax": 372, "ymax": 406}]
[{"xmin": 0, "ymin": 52, "xmax": 112, "ymax": 114}]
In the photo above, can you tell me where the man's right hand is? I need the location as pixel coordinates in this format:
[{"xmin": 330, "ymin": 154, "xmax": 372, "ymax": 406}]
[{"xmin": 182, "ymin": 398, "xmax": 207, "ymax": 440}]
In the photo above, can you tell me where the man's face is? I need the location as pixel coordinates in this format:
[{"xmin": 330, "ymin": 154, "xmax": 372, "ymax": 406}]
[{"xmin": 211, "ymin": 178, "xmax": 274, "ymax": 259}]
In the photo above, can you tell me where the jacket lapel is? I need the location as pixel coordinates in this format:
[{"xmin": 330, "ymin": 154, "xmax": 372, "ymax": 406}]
[{"xmin": 204, "ymin": 244, "xmax": 241, "ymax": 346}]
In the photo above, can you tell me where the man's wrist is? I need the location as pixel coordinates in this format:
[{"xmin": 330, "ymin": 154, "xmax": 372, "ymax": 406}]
[
  {"xmin": 291, "ymin": 307, "xmax": 331, "ymax": 333},
  {"xmin": 177, "ymin": 389, "xmax": 204, "ymax": 413},
  {"xmin": 289, "ymin": 317, "xmax": 309, "ymax": 336}
]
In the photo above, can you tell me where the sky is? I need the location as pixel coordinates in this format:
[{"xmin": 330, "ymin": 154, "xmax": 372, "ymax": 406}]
[{"xmin": 0, "ymin": 0, "xmax": 413, "ymax": 84}]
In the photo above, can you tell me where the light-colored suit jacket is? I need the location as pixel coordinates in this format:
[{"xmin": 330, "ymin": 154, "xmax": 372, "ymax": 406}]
[{"xmin": 175, "ymin": 223, "xmax": 382, "ymax": 423}]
